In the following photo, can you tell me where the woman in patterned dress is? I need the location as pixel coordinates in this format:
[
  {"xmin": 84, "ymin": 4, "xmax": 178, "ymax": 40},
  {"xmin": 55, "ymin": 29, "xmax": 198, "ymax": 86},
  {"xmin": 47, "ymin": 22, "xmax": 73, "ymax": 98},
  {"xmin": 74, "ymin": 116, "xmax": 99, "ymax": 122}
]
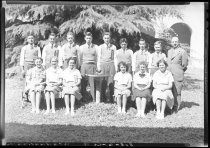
[{"xmin": 26, "ymin": 57, "xmax": 46, "ymax": 114}]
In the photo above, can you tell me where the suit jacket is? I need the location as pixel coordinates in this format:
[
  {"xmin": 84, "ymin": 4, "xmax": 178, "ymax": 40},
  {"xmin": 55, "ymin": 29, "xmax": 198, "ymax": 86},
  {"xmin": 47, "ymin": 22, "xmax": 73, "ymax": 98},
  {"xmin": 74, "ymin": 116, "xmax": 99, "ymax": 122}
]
[{"xmin": 167, "ymin": 47, "xmax": 188, "ymax": 82}]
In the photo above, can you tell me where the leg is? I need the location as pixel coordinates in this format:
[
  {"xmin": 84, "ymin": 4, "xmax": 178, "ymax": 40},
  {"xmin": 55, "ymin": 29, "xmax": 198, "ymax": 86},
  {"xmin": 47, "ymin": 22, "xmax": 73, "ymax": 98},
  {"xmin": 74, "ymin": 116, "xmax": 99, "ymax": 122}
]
[
  {"xmin": 45, "ymin": 92, "xmax": 50, "ymax": 114},
  {"xmin": 89, "ymin": 76, "xmax": 95, "ymax": 102},
  {"xmin": 122, "ymin": 95, "xmax": 127, "ymax": 113},
  {"xmin": 160, "ymin": 100, "xmax": 166, "ymax": 119},
  {"xmin": 155, "ymin": 99, "xmax": 161, "ymax": 118},
  {"xmin": 95, "ymin": 79, "xmax": 101, "ymax": 104},
  {"xmin": 108, "ymin": 82, "xmax": 114, "ymax": 103},
  {"xmin": 35, "ymin": 91, "xmax": 41, "ymax": 114},
  {"xmin": 173, "ymin": 81, "xmax": 183, "ymax": 112},
  {"xmin": 64, "ymin": 94, "xmax": 70, "ymax": 115},
  {"xmin": 50, "ymin": 92, "xmax": 56, "ymax": 113},
  {"xmin": 116, "ymin": 95, "xmax": 122, "ymax": 113},
  {"xmin": 81, "ymin": 77, "xmax": 87, "ymax": 98},
  {"xmin": 140, "ymin": 97, "xmax": 147, "ymax": 117},
  {"xmin": 135, "ymin": 97, "xmax": 141, "ymax": 116},
  {"xmin": 70, "ymin": 95, "xmax": 76, "ymax": 116},
  {"xmin": 30, "ymin": 91, "xmax": 36, "ymax": 113}
]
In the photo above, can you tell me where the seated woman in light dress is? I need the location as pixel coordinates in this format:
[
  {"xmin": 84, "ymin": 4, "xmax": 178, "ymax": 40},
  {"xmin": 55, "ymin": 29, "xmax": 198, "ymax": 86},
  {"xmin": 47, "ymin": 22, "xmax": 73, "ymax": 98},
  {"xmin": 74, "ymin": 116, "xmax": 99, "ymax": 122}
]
[
  {"xmin": 132, "ymin": 61, "xmax": 152, "ymax": 118},
  {"xmin": 114, "ymin": 61, "xmax": 132, "ymax": 114},
  {"xmin": 44, "ymin": 56, "xmax": 63, "ymax": 114},
  {"xmin": 62, "ymin": 57, "xmax": 82, "ymax": 116},
  {"xmin": 26, "ymin": 57, "xmax": 46, "ymax": 114},
  {"xmin": 152, "ymin": 59, "xmax": 174, "ymax": 119}
]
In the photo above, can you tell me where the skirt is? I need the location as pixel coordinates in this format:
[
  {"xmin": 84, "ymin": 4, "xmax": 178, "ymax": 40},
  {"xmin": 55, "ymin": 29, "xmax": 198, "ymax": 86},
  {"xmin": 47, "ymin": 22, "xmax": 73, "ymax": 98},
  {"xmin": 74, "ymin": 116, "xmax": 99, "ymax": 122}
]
[
  {"xmin": 28, "ymin": 84, "xmax": 45, "ymax": 93},
  {"xmin": 23, "ymin": 62, "xmax": 35, "ymax": 78},
  {"xmin": 80, "ymin": 63, "xmax": 97, "ymax": 76},
  {"xmin": 45, "ymin": 84, "xmax": 62, "ymax": 98},
  {"xmin": 62, "ymin": 86, "xmax": 82, "ymax": 100},
  {"xmin": 152, "ymin": 88, "xmax": 174, "ymax": 109},
  {"xmin": 100, "ymin": 62, "xmax": 115, "ymax": 84},
  {"xmin": 132, "ymin": 84, "xmax": 151, "ymax": 102},
  {"xmin": 114, "ymin": 88, "xmax": 131, "ymax": 97}
]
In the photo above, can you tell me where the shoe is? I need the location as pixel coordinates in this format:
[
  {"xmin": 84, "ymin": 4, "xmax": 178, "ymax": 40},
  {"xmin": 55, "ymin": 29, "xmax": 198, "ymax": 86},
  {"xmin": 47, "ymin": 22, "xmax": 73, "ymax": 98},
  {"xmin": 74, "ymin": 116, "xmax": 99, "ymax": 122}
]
[
  {"xmin": 31, "ymin": 109, "xmax": 36, "ymax": 113},
  {"xmin": 117, "ymin": 108, "xmax": 121, "ymax": 114},
  {"xmin": 65, "ymin": 111, "xmax": 70, "ymax": 115},
  {"xmin": 135, "ymin": 112, "xmax": 141, "ymax": 117},
  {"xmin": 44, "ymin": 110, "xmax": 50, "ymax": 115},
  {"xmin": 155, "ymin": 112, "xmax": 160, "ymax": 119},
  {"xmin": 121, "ymin": 110, "xmax": 126, "ymax": 114},
  {"xmin": 71, "ymin": 111, "xmax": 75, "ymax": 116},
  {"xmin": 173, "ymin": 106, "xmax": 179, "ymax": 114},
  {"xmin": 52, "ymin": 110, "xmax": 55, "ymax": 114},
  {"xmin": 140, "ymin": 113, "xmax": 146, "ymax": 118},
  {"xmin": 35, "ymin": 109, "xmax": 40, "ymax": 114},
  {"xmin": 159, "ymin": 114, "xmax": 164, "ymax": 120}
]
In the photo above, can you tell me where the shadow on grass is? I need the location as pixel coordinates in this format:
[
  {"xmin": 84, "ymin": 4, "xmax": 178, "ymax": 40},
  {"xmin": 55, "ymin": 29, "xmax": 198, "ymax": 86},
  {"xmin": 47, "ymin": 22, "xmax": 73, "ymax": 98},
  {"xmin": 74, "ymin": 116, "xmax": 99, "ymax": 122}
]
[
  {"xmin": 183, "ymin": 76, "xmax": 203, "ymax": 91},
  {"xmin": 179, "ymin": 101, "xmax": 200, "ymax": 110},
  {"xmin": 5, "ymin": 122, "xmax": 204, "ymax": 146}
]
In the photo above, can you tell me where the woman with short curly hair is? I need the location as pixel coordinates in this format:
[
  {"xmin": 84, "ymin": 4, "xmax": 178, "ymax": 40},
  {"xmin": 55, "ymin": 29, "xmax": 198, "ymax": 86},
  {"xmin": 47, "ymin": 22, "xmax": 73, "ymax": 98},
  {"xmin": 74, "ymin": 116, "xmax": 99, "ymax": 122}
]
[{"xmin": 114, "ymin": 61, "xmax": 132, "ymax": 114}]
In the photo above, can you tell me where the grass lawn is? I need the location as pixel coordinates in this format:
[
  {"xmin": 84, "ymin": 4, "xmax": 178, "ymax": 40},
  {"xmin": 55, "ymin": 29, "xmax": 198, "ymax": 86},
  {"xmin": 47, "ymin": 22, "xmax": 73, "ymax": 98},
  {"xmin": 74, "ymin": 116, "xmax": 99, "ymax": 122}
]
[{"xmin": 4, "ymin": 67, "xmax": 205, "ymax": 146}]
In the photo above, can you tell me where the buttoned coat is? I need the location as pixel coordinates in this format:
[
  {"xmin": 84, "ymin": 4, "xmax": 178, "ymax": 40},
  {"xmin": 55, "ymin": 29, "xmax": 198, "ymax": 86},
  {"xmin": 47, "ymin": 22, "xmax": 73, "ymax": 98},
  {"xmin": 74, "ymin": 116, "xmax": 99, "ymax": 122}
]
[{"xmin": 167, "ymin": 47, "xmax": 188, "ymax": 82}]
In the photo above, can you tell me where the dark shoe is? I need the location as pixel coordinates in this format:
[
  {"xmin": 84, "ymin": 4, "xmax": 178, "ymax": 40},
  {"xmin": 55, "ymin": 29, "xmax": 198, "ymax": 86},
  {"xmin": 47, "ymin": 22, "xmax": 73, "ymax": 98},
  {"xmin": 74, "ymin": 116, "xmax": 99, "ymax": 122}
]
[
  {"xmin": 168, "ymin": 109, "xmax": 173, "ymax": 115},
  {"xmin": 173, "ymin": 106, "xmax": 179, "ymax": 114}
]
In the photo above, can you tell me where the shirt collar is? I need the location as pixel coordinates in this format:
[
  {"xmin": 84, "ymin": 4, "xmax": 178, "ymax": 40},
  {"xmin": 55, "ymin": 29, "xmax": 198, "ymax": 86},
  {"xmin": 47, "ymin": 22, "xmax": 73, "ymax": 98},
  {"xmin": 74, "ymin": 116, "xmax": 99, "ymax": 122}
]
[
  {"xmin": 27, "ymin": 44, "xmax": 34, "ymax": 49},
  {"xmin": 49, "ymin": 43, "xmax": 58, "ymax": 48},
  {"xmin": 154, "ymin": 52, "xmax": 162, "ymax": 56},
  {"xmin": 85, "ymin": 43, "xmax": 93, "ymax": 48},
  {"xmin": 120, "ymin": 48, "xmax": 128, "ymax": 51},
  {"xmin": 104, "ymin": 43, "xmax": 111, "ymax": 48},
  {"xmin": 139, "ymin": 49, "xmax": 146, "ymax": 53},
  {"xmin": 68, "ymin": 42, "xmax": 74, "ymax": 48},
  {"xmin": 157, "ymin": 69, "xmax": 169, "ymax": 75}
]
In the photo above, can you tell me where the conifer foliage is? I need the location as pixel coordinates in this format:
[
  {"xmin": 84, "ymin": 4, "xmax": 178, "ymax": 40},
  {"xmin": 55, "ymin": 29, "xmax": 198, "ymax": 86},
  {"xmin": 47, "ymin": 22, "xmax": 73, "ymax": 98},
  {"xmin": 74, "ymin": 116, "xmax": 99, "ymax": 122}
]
[{"xmin": 4, "ymin": 3, "xmax": 183, "ymax": 69}]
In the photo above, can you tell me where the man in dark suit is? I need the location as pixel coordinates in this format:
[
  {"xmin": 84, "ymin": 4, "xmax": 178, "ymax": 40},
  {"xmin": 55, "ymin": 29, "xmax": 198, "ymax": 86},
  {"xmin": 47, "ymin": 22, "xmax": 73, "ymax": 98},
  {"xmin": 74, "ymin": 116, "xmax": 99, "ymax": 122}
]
[{"xmin": 167, "ymin": 36, "xmax": 188, "ymax": 113}]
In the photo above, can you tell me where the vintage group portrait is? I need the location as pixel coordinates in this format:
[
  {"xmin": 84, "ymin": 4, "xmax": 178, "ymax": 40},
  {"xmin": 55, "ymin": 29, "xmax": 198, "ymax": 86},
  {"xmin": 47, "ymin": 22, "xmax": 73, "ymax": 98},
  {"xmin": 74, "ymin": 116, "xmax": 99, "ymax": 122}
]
[{"xmin": 1, "ymin": 1, "xmax": 207, "ymax": 146}]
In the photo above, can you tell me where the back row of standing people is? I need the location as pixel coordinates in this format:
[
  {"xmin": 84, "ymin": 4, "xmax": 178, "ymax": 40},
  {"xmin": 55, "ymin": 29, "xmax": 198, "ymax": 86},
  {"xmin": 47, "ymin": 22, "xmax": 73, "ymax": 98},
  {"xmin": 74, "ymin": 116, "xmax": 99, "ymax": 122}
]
[{"xmin": 20, "ymin": 31, "xmax": 188, "ymax": 113}]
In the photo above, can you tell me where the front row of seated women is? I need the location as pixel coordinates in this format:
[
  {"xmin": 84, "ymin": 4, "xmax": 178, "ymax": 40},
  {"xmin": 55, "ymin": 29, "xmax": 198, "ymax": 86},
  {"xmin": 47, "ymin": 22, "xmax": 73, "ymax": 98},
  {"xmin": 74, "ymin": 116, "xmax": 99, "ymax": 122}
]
[
  {"xmin": 26, "ymin": 56, "xmax": 174, "ymax": 119},
  {"xmin": 26, "ymin": 56, "xmax": 81, "ymax": 116},
  {"xmin": 114, "ymin": 59, "xmax": 174, "ymax": 119}
]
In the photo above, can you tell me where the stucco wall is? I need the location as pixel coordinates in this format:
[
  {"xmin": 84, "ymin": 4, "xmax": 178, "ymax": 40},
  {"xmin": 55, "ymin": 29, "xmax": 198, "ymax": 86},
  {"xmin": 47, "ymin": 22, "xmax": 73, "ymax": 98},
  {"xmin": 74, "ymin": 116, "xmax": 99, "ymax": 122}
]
[{"xmin": 154, "ymin": 3, "xmax": 205, "ymax": 69}]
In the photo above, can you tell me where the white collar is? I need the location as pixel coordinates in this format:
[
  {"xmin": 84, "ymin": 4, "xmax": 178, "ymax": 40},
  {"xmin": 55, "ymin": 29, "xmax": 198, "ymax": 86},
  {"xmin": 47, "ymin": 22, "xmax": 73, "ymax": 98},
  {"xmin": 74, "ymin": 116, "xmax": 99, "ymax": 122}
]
[
  {"xmin": 68, "ymin": 42, "xmax": 74, "ymax": 47},
  {"xmin": 27, "ymin": 44, "xmax": 34, "ymax": 49},
  {"xmin": 104, "ymin": 43, "xmax": 111, "ymax": 48},
  {"xmin": 85, "ymin": 43, "xmax": 93, "ymax": 48}
]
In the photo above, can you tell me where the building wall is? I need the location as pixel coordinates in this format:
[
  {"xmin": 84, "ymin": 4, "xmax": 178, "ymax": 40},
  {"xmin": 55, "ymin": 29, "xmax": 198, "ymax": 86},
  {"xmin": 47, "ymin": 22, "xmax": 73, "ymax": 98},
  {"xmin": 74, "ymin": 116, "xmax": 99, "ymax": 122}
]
[{"xmin": 155, "ymin": 2, "xmax": 205, "ymax": 69}]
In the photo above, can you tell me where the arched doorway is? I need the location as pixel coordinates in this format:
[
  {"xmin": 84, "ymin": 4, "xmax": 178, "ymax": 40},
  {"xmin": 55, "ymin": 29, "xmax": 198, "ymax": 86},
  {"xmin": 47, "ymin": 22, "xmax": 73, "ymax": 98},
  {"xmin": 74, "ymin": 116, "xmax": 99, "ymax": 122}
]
[
  {"xmin": 170, "ymin": 23, "xmax": 192, "ymax": 56},
  {"xmin": 170, "ymin": 23, "xmax": 192, "ymax": 45}
]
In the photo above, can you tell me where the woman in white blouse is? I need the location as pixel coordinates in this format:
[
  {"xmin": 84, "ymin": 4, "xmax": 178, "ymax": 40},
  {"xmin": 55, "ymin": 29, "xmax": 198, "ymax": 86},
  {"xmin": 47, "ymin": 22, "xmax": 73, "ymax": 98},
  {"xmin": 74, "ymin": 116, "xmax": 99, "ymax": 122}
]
[
  {"xmin": 62, "ymin": 57, "xmax": 82, "ymax": 116},
  {"xmin": 45, "ymin": 56, "xmax": 63, "ymax": 114},
  {"xmin": 114, "ymin": 61, "xmax": 132, "ymax": 114},
  {"xmin": 133, "ymin": 61, "xmax": 152, "ymax": 118},
  {"xmin": 152, "ymin": 59, "xmax": 174, "ymax": 119}
]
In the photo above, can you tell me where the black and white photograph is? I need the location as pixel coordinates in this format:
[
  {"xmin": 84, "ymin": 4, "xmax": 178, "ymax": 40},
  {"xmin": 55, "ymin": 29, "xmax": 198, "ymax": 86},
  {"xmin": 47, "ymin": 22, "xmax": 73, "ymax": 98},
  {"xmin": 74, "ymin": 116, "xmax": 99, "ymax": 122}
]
[{"xmin": 1, "ymin": 1, "xmax": 207, "ymax": 146}]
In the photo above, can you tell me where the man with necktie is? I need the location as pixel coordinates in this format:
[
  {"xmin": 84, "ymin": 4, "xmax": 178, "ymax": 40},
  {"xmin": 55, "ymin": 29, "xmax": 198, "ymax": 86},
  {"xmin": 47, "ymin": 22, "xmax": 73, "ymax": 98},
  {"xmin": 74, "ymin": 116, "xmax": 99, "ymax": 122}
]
[
  {"xmin": 42, "ymin": 32, "xmax": 61, "ymax": 69},
  {"xmin": 167, "ymin": 36, "xmax": 188, "ymax": 113},
  {"xmin": 59, "ymin": 32, "xmax": 80, "ymax": 69}
]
